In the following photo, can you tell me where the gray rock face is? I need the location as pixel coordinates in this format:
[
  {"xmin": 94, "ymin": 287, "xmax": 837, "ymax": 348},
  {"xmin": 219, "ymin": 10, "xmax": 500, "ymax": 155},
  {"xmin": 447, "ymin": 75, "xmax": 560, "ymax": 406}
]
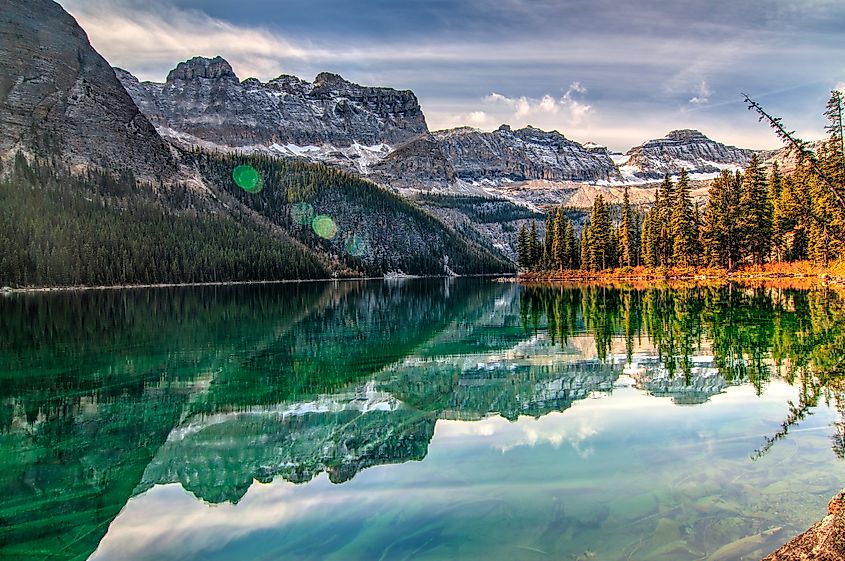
[
  {"xmin": 622, "ymin": 129, "xmax": 754, "ymax": 179},
  {"xmin": 432, "ymin": 125, "xmax": 622, "ymax": 183},
  {"xmin": 0, "ymin": 0, "xmax": 175, "ymax": 179},
  {"xmin": 116, "ymin": 58, "xmax": 428, "ymax": 149},
  {"xmin": 370, "ymin": 135, "xmax": 456, "ymax": 188}
]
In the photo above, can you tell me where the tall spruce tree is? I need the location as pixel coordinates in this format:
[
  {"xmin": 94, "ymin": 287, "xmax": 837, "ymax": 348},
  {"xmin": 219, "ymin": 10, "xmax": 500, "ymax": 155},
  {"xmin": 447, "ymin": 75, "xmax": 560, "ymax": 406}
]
[
  {"xmin": 658, "ymin": 174, "xmax": 675, "ymax": 266},
  {"xmin": 517, "ymin": 224, "xmax": 530, "ymax": 269},
  {"xmin": 620, "ymin": 185, "xmax": 636, "ymax": 267},
  {"xmin": 543, "ymin": 210, "xmax": 554, "ymax": 267},
  {"xmin": 671, "ymin": 169, "xmax": 698, "ymax": 267},
  {"xmin": 769, "ymin": 163, "xmax": 785, "ymax": 261},
  {"xmin": 641, "ymin": 190, "xmax": 662, "ymax": 268},
  {"xmin": 738, "ymin": 154, "xmax": 773, "ymax": 265},
  {"xmin": 564, "ymin": 219, "xmax": 578, "ymax": 269},
  {"xmin": 701, "ymin": 170, "xmax": 744, "ymax": 269},
  {"xmin": 588, "ymin": 195, "xmax": 611, "ymax": 270},
  {"xmin": 551, "ymin": 208, "xmax": 565, "ymax": 269},
  {"xmin": 580, "ymin": 226, "xmax": 592, "ymax": 271},
  {"xmin": 528, "ymin": 221, "xmax": 541, "ymax": 269}
]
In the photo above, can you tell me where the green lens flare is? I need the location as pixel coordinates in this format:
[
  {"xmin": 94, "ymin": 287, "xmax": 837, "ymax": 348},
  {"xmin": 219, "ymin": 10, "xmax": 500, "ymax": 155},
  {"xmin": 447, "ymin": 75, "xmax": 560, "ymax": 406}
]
[
  {"xmin": 312, "ymin": 215, "xmax": 338, "ymax": 240},
  {"xmin": 291, "ymin": 202, "xmax": 315, "ymax": 226},
  {"xmin": 232, "ymin": 165, "xmax": 262, "ymax": 193},
  {"xmin": 344, "ymin": 234, "xmax": 366, "ymax": 257}
]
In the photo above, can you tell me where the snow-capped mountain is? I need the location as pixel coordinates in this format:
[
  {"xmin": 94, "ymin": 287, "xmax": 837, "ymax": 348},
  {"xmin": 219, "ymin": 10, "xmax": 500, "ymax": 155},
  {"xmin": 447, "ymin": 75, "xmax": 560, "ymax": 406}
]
[
  {"xmin": 116, "ymin": 57, "xmax": 427, "ymax": 174},
  {"xmin": 431, "ymin": 125, "xmax": 622, "ymax": 183},
  {"xmin": 617, "ymin": 129, "xmax": 755, "ymax": 180}
]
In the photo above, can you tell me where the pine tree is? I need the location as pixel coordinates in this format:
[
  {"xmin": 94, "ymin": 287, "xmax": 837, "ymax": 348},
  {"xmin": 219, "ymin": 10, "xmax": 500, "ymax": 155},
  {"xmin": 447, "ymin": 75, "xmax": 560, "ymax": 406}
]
[
  {"xmin": 658, "ymin": 174, "xmax": 675, "ymax": 266},
  {"xmin": 543, "ymin": 210, "xmax": 554, "ymax": 268},
  {"xmin": 701, "ymin": 170, "xmax": 744, "ymax": 269},
  {"xmin": 588, "ymin": 195, "xmax": 612, "ymax": 270},
  {"xmin": 580, "ymin": 226, "xmax": 592, "ymax": 271},
  {"xmin": 563, "ymin": 219, "xmax": 577, "ymax": 269},
  {"xmin": 551, "ymin": 208, "xmax": 565, "ymax": 269},
  {"xmin": 641, "ymin": 191, "xmax": 661, "ymax": 268},
  {"xmin": 738, "ymin": 154, "xmax": 773, "ymax": 265},
  {"xmin": 671, "ymin": 169, "xmax": 698, "ymax": 267},
  {"xmin": 769, "ymin": 163, "xmax": 785, "ymax": 261},
  {"xmin": 620, "ymin": 185, "xmax": 636, "ymax": 267},
  {"xmin": 517, "ymin": 224, "xmax": 530, "ymax": 269},
  {"xmin": 528, "ymin": 221, "xmax": 541, "ymax": 269}
]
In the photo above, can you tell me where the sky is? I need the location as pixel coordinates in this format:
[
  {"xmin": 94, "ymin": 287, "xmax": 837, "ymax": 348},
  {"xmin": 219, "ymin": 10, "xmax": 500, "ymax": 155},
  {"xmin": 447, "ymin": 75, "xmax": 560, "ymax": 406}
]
[{"xmin": 58, "ymin": 0, "xmax": 845, "ymax": 152}]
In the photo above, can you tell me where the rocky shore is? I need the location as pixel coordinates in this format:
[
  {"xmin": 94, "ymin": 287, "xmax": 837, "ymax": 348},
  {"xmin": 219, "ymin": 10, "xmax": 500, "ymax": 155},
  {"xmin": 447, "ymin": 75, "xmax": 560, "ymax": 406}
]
[{"xmin": 761, "ymin": 490, "xmax": 845, "ymax": 560}]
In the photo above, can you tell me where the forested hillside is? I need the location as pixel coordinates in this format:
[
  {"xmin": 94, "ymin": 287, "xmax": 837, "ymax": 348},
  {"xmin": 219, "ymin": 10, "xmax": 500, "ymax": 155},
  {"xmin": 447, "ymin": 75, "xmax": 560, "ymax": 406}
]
[
  {"xmin": 187, "ymin": 149, "xmax": 514, "ymax": 277},
  {"xmin": 0, "ymin": 149, "xmax": 514, "ymax": 288},
  {"xmin": 0, "ymin": 155, "xmax": 328, "ymax": 287}
]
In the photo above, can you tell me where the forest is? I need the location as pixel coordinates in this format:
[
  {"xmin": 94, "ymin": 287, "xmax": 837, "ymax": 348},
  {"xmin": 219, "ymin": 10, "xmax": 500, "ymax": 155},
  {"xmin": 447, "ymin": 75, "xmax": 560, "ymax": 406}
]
[
  {"xmin": 0, "ymin": 154, "xmax": 327, "ymax": 287},
  {"xmin": 0, "ymin": 146, "xmax": 513, "ymax": 288},
  {"xmin": 518, "ymin": 91, "xmax": 845, "ymax": 274}
]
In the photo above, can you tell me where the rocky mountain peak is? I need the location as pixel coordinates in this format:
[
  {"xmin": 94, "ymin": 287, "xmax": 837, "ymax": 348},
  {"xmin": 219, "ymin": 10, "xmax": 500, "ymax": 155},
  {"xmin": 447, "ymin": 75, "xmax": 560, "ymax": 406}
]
[
  {"xmin": 664, "ymin": 129, "xmax": 710, "ymax": 143},
  {"xmin": 0, "ymin": 0, "xmax": 175, "ymax": 179},
  {"xmin": 430, "ymin": 124, "xmax": 621, "ymax": 183},
  {"xmin": 621, "ymin": 129, "xmax": 755, "ymax": 179},
  {"xmin": 118, "ymin": 60, "xmax": 428, "ymax": 151},
  {"xmin": 166, "ymin": 56, "xmax": 237, "ymax": 83},
  {"xmin": 313, "ymin": 72, "xmax": 349, "ymax": 87}
]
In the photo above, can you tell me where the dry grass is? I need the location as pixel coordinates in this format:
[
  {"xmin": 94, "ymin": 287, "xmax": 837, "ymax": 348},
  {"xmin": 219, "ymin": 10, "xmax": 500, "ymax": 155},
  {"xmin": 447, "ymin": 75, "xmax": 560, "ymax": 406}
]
[{"xmin": 518, "ymin": 260, "xmax": 845, "ymax": 288}]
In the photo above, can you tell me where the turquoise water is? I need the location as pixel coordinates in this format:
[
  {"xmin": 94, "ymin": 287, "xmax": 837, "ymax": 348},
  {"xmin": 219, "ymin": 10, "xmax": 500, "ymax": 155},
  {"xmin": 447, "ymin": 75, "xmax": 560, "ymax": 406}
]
[{"xmin": 1, "ymin": 280, "xmax": 844, "ymax": 560}]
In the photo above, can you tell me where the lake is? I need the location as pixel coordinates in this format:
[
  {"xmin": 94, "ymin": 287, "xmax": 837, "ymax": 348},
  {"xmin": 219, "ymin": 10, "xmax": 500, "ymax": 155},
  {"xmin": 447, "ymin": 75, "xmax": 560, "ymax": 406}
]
[{"xmin": 1, "ymin": 279, "xmax": 844, "ymax": 561}]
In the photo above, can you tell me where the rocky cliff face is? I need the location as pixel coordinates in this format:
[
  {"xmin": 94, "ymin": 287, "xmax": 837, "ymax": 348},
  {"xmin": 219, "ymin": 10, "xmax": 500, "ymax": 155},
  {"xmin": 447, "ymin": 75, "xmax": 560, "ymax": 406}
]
[
  {"xmin": 116, "ymin": 58, "xmax": 428, "ymax": 152},
  {"xmin": 620, "ymin": 129, "xmax": 754, "ymax": 179},
  {"xmin": 432, "ymin": 125, "xmax": 622, "ymax": 183},
  {"xmin": 0, "ymin": 0, "xmax": 175, "ymax": 179}
]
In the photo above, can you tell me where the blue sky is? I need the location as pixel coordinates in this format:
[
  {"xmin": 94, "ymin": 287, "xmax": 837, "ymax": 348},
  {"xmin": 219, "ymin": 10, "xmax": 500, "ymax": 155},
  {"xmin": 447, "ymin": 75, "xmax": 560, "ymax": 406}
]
[{"xmin": 59, "ymin": 0, "xmax": 845, "ymax": 151}]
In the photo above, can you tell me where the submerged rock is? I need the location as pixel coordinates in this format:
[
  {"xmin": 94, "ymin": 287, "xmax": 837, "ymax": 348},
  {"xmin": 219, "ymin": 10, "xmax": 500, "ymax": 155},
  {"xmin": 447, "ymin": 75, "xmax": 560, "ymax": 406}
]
[{"xmin": 761, "ymin": 490, "xmax": 845, "ymax": 560}]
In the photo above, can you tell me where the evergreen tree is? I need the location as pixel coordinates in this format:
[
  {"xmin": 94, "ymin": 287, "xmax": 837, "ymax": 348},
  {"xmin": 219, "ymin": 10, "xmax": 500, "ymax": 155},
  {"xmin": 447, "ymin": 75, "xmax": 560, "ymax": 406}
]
[
  {"xmin": 641, "ymin": 191, "xmax": 661, "ymax": 268},
  {"xmin": 528, "ymin": 221, "xmax": 541, "ymax": 269},
  {"xmin": 588, "ymin": 195, "xmax": 612, "ymax": 270},
  {"xmin": 769, "ymin": 163, "xmax": 785, "ymax": 261},
  {"xmin": 517, "ymin": 224, "xmax": 530, "ymax": 269},
  {"xmin": 658, "ymin": 174, "xmax": 675, "ymax": 266},
  {"xmin": 563, "ymin": 219, "xmax": 577, "ymax": 269},
  {"xmin": 701, "ymin": 170, "xmax": 744, "ymax": 269},
  {"xmin": 671, "ymin": 169, "xmax": 698, "ymax": 267},
  {"xmin": 543, "ymin": 210, "xmax": 554, "ymax": 267},
  {"xmin": 551, "ymin": 208, "xmax": 565, "ymax": 269},
  {"xmin": 738, "ymin": 154, "xmax": 773, "ymax": 265},
  {"xmin": 620, "ymin": 185, "xmax": 636, "ymax": 267},
  {"xmin": 580, "ymin": 226, "xmax": 592, "ymax": 271}
]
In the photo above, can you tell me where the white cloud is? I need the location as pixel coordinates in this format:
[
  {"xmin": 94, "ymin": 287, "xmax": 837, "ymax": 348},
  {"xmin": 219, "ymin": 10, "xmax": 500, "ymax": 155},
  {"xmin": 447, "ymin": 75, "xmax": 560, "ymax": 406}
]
[
  {"xmin": 482, "ymin": 82, "xmax": 592, "ymax": 127},
  {"xmin": 688, "ymin": 80, "xmax": 712, "ymax": 104}
]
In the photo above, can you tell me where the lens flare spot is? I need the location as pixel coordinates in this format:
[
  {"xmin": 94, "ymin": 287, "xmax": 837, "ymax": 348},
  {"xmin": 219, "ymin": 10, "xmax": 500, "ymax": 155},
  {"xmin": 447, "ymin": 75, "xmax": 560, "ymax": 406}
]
[
  {"xmin": 344, "ymin": 234, "xmax": 367, "ymax": 257},
  {"xmin": 312, "ymin": 215, "xmax": 337, "ymax": 240},
  {"xmin": 291, "ymin": 202, "xmax": 315, "ymax": 226},
  {"xmin": 232, "ymin": 165, "xmax": 262, "ymax": 193}
]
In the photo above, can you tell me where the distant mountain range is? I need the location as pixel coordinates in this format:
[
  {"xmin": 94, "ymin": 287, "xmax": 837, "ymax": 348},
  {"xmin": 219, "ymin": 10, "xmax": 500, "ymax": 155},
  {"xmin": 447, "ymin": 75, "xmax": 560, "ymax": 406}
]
[{"xmin": 115, "ymin": 58, "xmax": 766, "ymax": 192}]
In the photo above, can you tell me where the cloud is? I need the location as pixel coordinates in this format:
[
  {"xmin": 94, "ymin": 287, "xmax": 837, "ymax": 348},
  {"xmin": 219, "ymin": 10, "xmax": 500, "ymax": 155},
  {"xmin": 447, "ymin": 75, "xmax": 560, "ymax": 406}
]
[
  {"xmin": 60, "ymin": 0, "xmax": 313, "ymax": 81},
  {"xmin": 689, "ymin": 80, "xmax": 712, "ymax": 104},
  {"xmin": 482, "ymin": 82, "xmax": 592, "ymax": 127}
]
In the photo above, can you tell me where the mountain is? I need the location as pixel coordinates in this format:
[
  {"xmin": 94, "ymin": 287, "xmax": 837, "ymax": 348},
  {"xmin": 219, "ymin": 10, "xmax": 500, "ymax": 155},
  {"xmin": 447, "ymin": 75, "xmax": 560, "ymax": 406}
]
[
  {"xmin": 0, "ymin": 0, "xmax": 175, "ymax": 179},
  {"xmin": 116, "ymin": 58, "xmax": 427, "ymax": 173},
  {"xmin": 432, "ymin": 125, "xmax": 622, "ymax": 184},
  {"xmin": 618, "ymin": 129, "xmax": 754, "ymax": 180}
]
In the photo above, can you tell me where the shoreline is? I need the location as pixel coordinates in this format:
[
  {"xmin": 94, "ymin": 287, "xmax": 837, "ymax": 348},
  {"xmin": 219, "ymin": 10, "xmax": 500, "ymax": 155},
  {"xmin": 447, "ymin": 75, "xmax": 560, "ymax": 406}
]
[
  {"xmin": 511, "ymin": 263, "xmax": 845, "ymax": 287},
  {"xmin": 0, "ymin": 273, "xmax": 515, "ymax": 295}
]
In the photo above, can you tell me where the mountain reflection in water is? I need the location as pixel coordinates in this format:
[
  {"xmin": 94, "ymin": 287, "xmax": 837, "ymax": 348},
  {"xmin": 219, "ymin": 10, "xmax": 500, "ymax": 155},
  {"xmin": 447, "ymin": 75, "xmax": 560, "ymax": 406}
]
[{"xmin": 1, "ymin": 280, "xmax": 843, "ymax": 561}]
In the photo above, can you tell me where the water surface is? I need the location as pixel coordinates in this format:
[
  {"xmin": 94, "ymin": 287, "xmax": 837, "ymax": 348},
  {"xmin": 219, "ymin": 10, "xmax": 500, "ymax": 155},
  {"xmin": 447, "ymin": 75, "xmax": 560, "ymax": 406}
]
[{"xmin": 1, "ymin": 280, "xmax": 844, "ymax": 560}]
